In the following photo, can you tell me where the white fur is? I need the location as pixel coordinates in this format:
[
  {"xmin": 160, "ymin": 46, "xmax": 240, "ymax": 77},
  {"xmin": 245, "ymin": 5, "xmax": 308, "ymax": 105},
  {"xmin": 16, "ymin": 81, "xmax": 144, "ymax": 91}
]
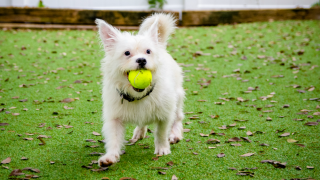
[{"xmin": 96, "ymin": 13, "xmax": 185, "ymax": 167}]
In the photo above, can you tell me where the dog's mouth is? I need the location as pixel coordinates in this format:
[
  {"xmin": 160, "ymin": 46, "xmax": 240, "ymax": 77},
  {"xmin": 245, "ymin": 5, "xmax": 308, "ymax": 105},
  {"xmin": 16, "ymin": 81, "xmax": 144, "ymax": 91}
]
[
  {"xmin": 132, "ymin": 87, "xmax": 145, "ymax": 92},
  {"xmin": 126, "ymin": 71, "xmax": 145, "ymax": 92}
]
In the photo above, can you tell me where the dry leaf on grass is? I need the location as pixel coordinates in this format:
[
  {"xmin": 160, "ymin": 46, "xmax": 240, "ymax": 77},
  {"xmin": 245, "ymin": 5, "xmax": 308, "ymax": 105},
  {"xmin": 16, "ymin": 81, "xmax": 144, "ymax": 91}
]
[
  {"xmin": 166, "ymin": 161, "xmax": 174, "ymax": 166},
  {"xmin": 92, "ymin": 131, "xmax": 101, "ymax": 136},
  {"xmin": 295, "ymin": 144, "xmax": 305, "ymax": 147},
  {"xmin": 171, "ymin": 175, "xmax": 178, "ymax": 180},
  {"xmin": 1, "ymin": 157, "xmax": 11, "ymax": 164},
  {"xmin": 259, "ymin": 143, "xmax": 269, "ymax": 146},
  {"xmin": 61, "ymin": 98, "xmax": 75, "ymax": 103},
  {"xmin": 240, "ymin": 153, "xmax": 255, "ymax": 157},
  {"xmin": 21, "ymin": 157, "xmax": 28, "ymax": 160},
  {"xmin": 304, "ymin": 122, "xmax": 318, "ymax": 126},
  {"xmin": 200, "ymin": 133, "xmax": 209, "ymax": 137},
  {"xmin": 206, "ymin": 139, "xmax": 220, "ymax": 144},
  {"xmin": 228, "ymin": 137, "xmax": 242, "ymax": 142},
  {"xmin": 313, "ymin": 112, "xmax": 320, "ymax": 116},
  {"xmin": 9, "ymin": 169, "xmax": 24, "ymax": 176},
  {"xmin": 217, "ymin": 153, "xmax": 225, "ymax": 158},
  {"xmin": 287, "ymin": 139, "xmax": 298, "ymax": 143},
  {"xmin": 231, "ymin": 144, "xmax": 242, "ymax": 146},
  {"xmin": 119, "ymin": 178, "xmax": 136, "ymax": 180},
  {"xmin": 246, "ymin": 131, "xmax": 253, "ymax": 136},
  {"xmin": 279, "ymin": 132, "xmax": 290, "ymax": 137}
]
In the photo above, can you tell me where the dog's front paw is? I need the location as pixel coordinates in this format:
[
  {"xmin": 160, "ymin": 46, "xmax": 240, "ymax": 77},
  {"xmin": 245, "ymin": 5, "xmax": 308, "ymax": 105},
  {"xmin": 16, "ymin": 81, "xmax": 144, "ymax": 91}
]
[
  {"xmin": 98, "ymin": 153, "xmax": 119, "ymax": 167},
  {"xmin": 154, "ymin": 145, "xmax": 171, "ymax": 155}
]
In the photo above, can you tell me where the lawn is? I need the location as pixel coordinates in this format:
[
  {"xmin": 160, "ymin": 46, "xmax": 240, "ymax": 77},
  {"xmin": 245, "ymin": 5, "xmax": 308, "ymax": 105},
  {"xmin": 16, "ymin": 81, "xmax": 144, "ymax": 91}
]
[{"xmin": 0, "ymin": 20, "xmax": 320, "ymax": 180}]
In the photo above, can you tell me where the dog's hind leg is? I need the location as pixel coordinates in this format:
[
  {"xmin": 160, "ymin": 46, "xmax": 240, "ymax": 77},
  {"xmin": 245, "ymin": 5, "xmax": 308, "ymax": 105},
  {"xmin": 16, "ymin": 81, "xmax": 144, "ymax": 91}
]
[
  {"xmin": 132, "ymin": 126, "xmax": 147, "ymax": 140},
  {"xmin": 169, "ymin": 89, "xmax": 184, "ymax": 144}
]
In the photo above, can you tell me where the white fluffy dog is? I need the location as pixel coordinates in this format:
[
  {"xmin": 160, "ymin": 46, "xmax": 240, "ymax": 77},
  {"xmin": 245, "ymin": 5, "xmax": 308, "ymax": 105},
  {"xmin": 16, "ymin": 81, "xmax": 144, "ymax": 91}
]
[{"xmin": 95, "ymin": 13, "xmax": 185, "ymax": 167}]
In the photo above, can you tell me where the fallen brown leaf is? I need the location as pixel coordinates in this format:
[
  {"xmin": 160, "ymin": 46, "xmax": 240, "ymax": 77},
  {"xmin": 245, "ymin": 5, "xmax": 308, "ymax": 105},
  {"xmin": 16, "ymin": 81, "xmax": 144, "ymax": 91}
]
[
  {"xmin": 241, "ymin": 137, "xmax": 252, "ymax": 143},
  {"xmin": 231, "ymin": 144, "xmax": 242, "ymax": 146},
  {"xmin": 304, "ymin": 122, "xmax": 318, "ymax": 126},
  {"xmin": 152, "ymin": 157, "xmax": 159, "ymax": 161},
  {"xmin": 22, "ymin": 167, "xmax": 40, "ymax": 173},
  {"xmin": 166, "ymin": 161, "xmax": 174, "ymax": 166},
  {"xmin": 287, "ymin": 139, "xmax": 298, "ymax": 143},
  {"xmin": 272, "ymin": 162, "xmax": 287, "ymax": 168},
  {"xmin": 61, "ymin": 98, "xmax": 75, "ymax": 103},
  {"xmin": 217, "ymin": 153, "xmax": 225, "ymax": 158},
  {"xmin": 228, "ymin": 137, "xmax": 242, "ymax": 142},
  {"xmin": 228, "ymin": 123, "xmax": 237, "ymax": 127},
  {"xmin": 210, "ymin": 115, "xmax": 219, "ymax": 119},
  {"xmin": 197, "ymin": 100, "xmax": 207, "ymax": 102},
  {"xmin": 266, "ymin": 117, "xmax": 272, "ymax": 121},
  {"xmin": 200, "ymin": 133, "xmax": 209, "ymax": 137},
  {"xmin": 1, "ymin": 157, "xmax": 11, "ymax": 164},
  {"xmin": 246, "ymin": 131, "xmax": 253, "ymax": 136},
  {"xmin": 92, "ymin": 131, "xmax": 101, "ymax": 136},
  {"xmin": 150, "ymin": 167, "xmax": 169, "ymax": 170},
  {"xmin": 313, "ymin": 112, "xmax": 320, "ymax": 115},
  {"xmin": 21, "ymin": 157, "xmax": 28, "ymax": 160},
  {"xmin": 240, "ymin": 153, "xmax": 255, "ymax": 157},
  {"xmin": 279, "ymin": 132, "xmax": 290, "ymax": 137},
  {"xmin": 171, "ymin": 174, "xmax": 178, "ymax": 180},
  {"xmin": 295, "ymin": 166, "xmax": 302, "ymax": 170},
  {"xmin": 23, "ymin": 138, "xmax": 33, "ymax": 141},
  {"xmin": 9, "ymin": 169, "xmax": 24, "ymax": 176},
  {"xmin": 119, "ymin": 177, "xmax": 136, "ymax": 180},
  {"xmin": 206, "ymin": 139, "xmax": 220, "ymax": 144},
  {"xmin": 236, "ymin": 171, "xmax": 254, "ymax": 177},
  {"xmin": 259, "ymin": 143, "xmax": 269, "ymax": 146},
  {"xmin": 295, "ymin": 144, "xmax": 306, "ymax": 147}
]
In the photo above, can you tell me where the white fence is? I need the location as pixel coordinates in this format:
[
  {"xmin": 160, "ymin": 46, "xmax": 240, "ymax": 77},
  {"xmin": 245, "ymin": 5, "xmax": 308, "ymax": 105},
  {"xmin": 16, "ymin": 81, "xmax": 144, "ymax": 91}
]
[{"xmin": 0, "ymin": 0, "xmax": 318, "ymax": 10}]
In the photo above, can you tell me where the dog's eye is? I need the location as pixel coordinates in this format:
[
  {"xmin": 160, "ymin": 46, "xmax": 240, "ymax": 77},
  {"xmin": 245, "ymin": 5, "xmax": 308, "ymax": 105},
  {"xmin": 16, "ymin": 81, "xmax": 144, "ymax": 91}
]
[
  {"xmin": 124, "ymin": 51, "xmax": 130, "ymax": 56},
  {"xmin": 146, "ymin": 49, "xmax": 151, "ymax": 54}
]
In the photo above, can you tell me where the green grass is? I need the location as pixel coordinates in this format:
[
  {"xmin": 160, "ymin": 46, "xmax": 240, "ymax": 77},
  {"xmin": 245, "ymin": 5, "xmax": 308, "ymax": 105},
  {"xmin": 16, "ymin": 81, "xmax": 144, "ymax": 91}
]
[{"xmin": 0, "ymin": 20, "xmax": 320, "ymax": 180}]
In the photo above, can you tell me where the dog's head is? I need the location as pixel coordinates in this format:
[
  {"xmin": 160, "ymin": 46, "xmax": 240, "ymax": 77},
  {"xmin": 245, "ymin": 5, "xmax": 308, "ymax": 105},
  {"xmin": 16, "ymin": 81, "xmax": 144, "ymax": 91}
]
[{"xmin": 96, "ymin": 14, "xmax": 176, "ymax": 97}]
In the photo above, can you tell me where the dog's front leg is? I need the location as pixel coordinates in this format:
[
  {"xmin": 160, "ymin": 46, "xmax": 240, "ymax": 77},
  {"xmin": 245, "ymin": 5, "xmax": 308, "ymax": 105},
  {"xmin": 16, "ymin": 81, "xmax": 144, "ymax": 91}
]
[
  {"xmin": 98, "ymin": 119, "xmax": 124, "ymax": 167},
  {"xmin": 154, "ymin": 120, "xmax": 171, "ymax": 155}
]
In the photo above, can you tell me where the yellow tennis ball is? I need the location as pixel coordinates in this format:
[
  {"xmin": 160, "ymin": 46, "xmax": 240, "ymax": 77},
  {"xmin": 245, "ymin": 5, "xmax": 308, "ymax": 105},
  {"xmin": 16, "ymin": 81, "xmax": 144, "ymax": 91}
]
[{"xmin": 128, "ymin": 69, "xmax": 152, "ymax": 89}]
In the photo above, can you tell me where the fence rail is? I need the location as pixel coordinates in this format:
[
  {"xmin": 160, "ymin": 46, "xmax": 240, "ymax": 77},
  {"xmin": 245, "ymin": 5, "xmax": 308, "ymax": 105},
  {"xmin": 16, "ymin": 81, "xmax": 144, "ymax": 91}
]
[{"xmin": 0, "ymin": 0, "xmax": 318, "ymax": 10}]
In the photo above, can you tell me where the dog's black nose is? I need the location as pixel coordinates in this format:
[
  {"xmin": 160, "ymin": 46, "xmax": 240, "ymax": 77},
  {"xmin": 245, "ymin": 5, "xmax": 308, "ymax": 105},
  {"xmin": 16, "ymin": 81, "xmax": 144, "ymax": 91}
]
[{"xmin": 136, "ymin": 58, "xmax": 147, "ymax": 67}]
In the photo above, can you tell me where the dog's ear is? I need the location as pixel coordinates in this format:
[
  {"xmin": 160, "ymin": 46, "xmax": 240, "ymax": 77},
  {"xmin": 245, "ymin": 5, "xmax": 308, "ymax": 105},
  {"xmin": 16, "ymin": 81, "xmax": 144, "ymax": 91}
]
[
  {"xmin": 146, "ymin": 17, "xmax": 159, "ymax": 44},
  {"xmin": 139, "ymin": 13, "xmax": 176, "ymax": 47},
  {"xmin": 95, "ymin": 19, "xmax": 120, "ymax": 51}
]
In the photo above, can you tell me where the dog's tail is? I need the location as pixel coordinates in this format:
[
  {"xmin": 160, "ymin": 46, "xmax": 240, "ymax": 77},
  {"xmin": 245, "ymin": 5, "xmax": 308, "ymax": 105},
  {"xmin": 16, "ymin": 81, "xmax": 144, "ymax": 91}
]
[{"xmin": 138, "ymin": 13, "xmax": 177, "ymax": 46}]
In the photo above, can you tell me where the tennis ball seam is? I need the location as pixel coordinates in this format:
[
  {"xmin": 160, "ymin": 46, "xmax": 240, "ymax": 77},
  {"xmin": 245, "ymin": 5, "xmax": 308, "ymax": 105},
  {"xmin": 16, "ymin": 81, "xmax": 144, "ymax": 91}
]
[{"xmin": 133, "ymin": 71, "xmax": 141, "ymax": 88}]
